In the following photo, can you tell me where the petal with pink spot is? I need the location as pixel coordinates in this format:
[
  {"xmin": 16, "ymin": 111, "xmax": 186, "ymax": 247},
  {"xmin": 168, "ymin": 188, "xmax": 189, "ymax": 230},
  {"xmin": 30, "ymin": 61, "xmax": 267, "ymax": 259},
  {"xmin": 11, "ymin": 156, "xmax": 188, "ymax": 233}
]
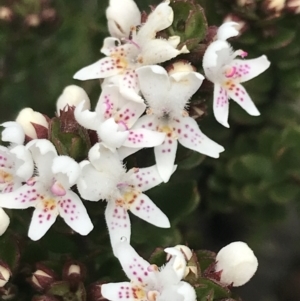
[
  {"xmin": 176, "ymin": 117, "xmax": 224, "ymax": 158},
  {"xmin": 123, "ymin": 129, "xmax": 165, "ymax": 148},
  {"xmin": 105, "ymin": 201, "xmax": 131, "ymax": 255},
  {"xmin": 227, "ymin": 83, "xmax": 260, "ymax": 116},
  {"xmin": 28, "ymin": 197, "xmax": 59, "ymax": 241},
  {"xmin": 58, "ymin": 191, "xmax": 93, "ymax": 236},
  {"xmin": 101, "ymin": 282, "xmax": 138, "ymax": 301},
  {"xmin": 119, "ymin": 70, "xmax": 143, "ymax": 103},
  {"xmin": 154, "ymin": 138, "xmax": 178, "ymax": 183},
  {"xmin": 129, "ymin": 165, "xmax": 163, "ymax": 192},
  {"xmin": 129, "ymin": 193, "xmax": 170, "ymax": 228},
  {"xmin": 213, "ymin": 84, "xmax": 229, "ymax": 128}
]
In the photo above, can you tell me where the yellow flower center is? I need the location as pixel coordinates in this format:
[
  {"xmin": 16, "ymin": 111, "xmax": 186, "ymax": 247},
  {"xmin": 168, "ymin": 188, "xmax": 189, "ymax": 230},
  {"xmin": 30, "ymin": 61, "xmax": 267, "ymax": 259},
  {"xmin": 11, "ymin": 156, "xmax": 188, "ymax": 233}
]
[{"xmin": 0, "ymin": 170, "xmax": 13, "ymax": 184}]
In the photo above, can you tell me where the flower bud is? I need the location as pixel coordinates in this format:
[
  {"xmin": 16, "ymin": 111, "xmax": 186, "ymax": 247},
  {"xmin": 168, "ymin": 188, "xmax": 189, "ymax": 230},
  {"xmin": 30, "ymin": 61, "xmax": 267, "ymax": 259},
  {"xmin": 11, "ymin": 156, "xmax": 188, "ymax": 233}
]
[
  {"xmin": 30, "ymin": 264, "xmax": 57, "ymax": 292},
  {"xmin": 62, "ymin": 260, "xmax": 86, "ymax": 290},
  {"xmin": 0, "ymin": 208, "xmax": 10, "ymax": 236},
  {"xmin": 0, "ymin": 7, "xmax": 13, "ymax": 22},
  {"xmin": 0, "ymin": 262, "xmax": 11, "ymax": 287},
  {"xmin": 286, "ymin": 0, "xmax": 300, "ymax": 13},
  {"xmin": 25, "ymin": 14, "xmax": 41, "ymax": 27},
  {"xmin": 0, "ymin": 283, "xmax": 17, "ymax": 299},
  {"xmin": 56, "ymin": 85, "xmax": 91, "ymax": 116},
  {"xmin": 106, "ymin": 0, "xmax": 141, "ymax": 39},
  {"xmin": 215, "ymin": 241, "xmax": 258, "ymax": 287},
  {"xmin": 16, "ymin": 108, "xmax": 49, "ymax": 140},
  {"xmin": 262, "ymin": 0, "xmax": 286, "ymax": 15}
]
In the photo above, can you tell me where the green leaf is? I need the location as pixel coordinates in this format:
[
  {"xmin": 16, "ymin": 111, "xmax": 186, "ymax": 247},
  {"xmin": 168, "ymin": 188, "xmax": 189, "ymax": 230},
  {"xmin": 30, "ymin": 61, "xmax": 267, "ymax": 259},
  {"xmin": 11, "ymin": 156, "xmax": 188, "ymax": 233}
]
[
  {"xmin": 269, "ymin": 183, "xmax": 300, "ymax": 204},
  {"xmin": 195, "ymin": 250, "xmax": 216, "ymax": 274},
  {"xmin": 0, "ymin": 232, "xmax": 20, "ymax": 271},
  {"xmin": 195, "ymin": 278, "xmax": 231, "ymax": 301}
]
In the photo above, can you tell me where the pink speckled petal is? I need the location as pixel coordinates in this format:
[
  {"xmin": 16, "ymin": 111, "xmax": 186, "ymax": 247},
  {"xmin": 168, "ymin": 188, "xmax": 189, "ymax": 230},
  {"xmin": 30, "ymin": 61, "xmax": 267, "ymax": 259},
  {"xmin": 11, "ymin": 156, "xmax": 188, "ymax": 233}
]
[
  {"xmin": 132, "ymin": 114, "xmax": 159, "ymax": 131},
  {"xmin": 28, "ymin": 198, "xmax": 59, "ymax": 241},
  {"xmin": 114, "ymin": 241, "xmax": 155, "ymax": 285},
  {"xmin": 129, "ymin": 165, "xmax": 163, "ymax": 192},
  {"xmin": 227, "ymin": 83, "xmax": 260, "ymax": 116},
  {"xmin": 58, "ymin": 191, "xmax": 93, "ymax": 236},
  {"xmin": 232, "ymin": 55, "xmax": 270, "ymax": 83},
  {"xmin": 118, "ymin": 146, "xmax": 141, "ymax": 160},
  {"xmin": 130, "ymin": 193, "xmax": 170, "ymax": 228},
  {"xmin": 105, "ymin": 201, "xmax": 131, "ymax": 255},
  {"xmin": 119, "ymin": 70, "xmax": 143, "ymax": 103},
  {"xmin": 176, "ymin": 117, "xmax": 224, "ymax": 158},
  {"xmin": 73, "ymin": 57, "xmax": 121, "ymax": 81},
  {"xmin": 101, "ymin": 282, "xmax": 137, "ymax": 301},
  {"xmin": 0, "ymin": 181, "xmax": 44, "ymax": 209},
  {"xmin": 0, "ymin": 147, "xmax": 13, "ymax": 169},
  {"xmin": 123, "ymin": 129, "xmax": 165, "ymax": 148},
  {"xmin": 154, "ymin": 138, "xmax": 177, "ymax": 183},
  {"xmin": 115, "ymin": 101, "xmax": 146, "ymax": 129},
  {"xmin": 213, "ymin": 84, "xmax": 230, "ymax": 128}
]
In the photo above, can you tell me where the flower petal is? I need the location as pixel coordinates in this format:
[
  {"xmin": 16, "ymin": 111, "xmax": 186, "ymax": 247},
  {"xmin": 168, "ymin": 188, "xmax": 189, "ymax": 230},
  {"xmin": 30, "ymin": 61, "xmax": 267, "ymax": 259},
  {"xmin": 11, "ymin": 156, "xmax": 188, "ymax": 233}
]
[
  {"xmin": 129, "ymin": 165, "xmax": 163, "ymax": 192},
  {"xmin": 105, "ymin": 201, "xmax": 131, "ymax": 254},
  {"xmin": 73, "ymin": 57, "xmax": 120, "ymax": 81},
  {"xmin": 232, "ymin": 55, "xmax": 271, "ymax": 83},
  {"xmin": 77, "ymin": 161, "xmax": 114, "ymax": 201},
  {"xmin": 28, "ymin": 201, "xmax": 58, "ymax": 241},
  {"xmin": 129, "ymin": 193, "xmax": 170, "ymax": 228},
  {"xmin": 106, "ymin": 0, "xmax": 141, "ymax": 39},
  {"xmin": 217, "ymin": 22, "xmax": 239, "ymax": 41},
  {"xmin": 58, "ymin": 191, "xmax": 93, "ymax": 236},
  {"xmin": 101, "ymin": 282, "xmax": 137, "ymax": 301},
  {"xmin": 1, "ymin": 122, "xmax": 25, "ymax": 145},
  {"xmin": 0, "ymin": 208, "xmax": 9, "ymax": 236},
  {"xmin": 176, "ymin": 117, "xmax": 224, "ymax": 158},
  {"xmin": 26, "ymin": 139, "xmax": 57, "ymax": 184},
  {"xmin": 177, "ymin": 282, "xmax": 196, "ymax": 301},
  {"xmin": 168, "ymin": 71, "xmax": 204, "ymax": 113},
  {"xmin": 227, "ymin": 83, "xmax": 260, "ymax": 116},
  {"xmin": 0, "ymin": 182, "xmax": 44, "ymax": 209},
  {"xmin": 137, "ymin": 1, "xmax": 173, "ymax": 42},
  {"xmin": 119, "ymin": 70, "xmax": 143, "ymax": 103},
  {"xmin": 213, "ymin": 84, "xmax": 230, "ymax": 128},
  {"xmin": 114, "ymin": 241, "xmax": 154, "ymax": 285},
  {"xmin": 115, "ymin": 101, "xmax": 146, "ymax": 129},
  {"xmin": 74, "ymin": 101, "xmax": 100, "ymax": 130},
  {"xmin": 123, "ymin": 129, "xmax": 165, "ymax": 148},
  {"xmin": 136, "ymin": 65, "xmax": 169, "ymax": 109},
  {"xmin": 97, "ymin": 118, "xmax": 129, "ymax": 150},
  {"xmin": 52, "ymin": 156, "xmax": 81, "ymax": 188},
  {"xmin": 154, "ymin": 139, "xmax": 178, "ymax": 183},
  {"xmin": 118, "ymin": 146, "xmax": 140, "ymax": 160},
  {"xmin": 140, "ymin": 39, "xmax": 187, "ymax": 66}
]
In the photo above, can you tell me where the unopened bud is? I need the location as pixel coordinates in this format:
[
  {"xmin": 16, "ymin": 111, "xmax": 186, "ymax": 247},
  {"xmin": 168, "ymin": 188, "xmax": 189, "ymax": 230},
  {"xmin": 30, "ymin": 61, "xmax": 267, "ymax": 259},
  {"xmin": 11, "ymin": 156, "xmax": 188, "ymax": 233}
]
[
  {"xmin": 25, "ymin": 14, "xmax": 41, "ymax": 27},
  {"xmin": 286, "ymin": 0, "xmax": 300, "ymax": 13},
  {"xmin": 0, "ymin": 262, "xmax": 11, "ymax": 287},
  {"xmin": 0, "ymin": 7, "xmax": 13, "ymax": 22},
  {"xmin": 30, "ymin": 264, "xmax": 56, "ymax": 292},
  {"xmin": 16, "ymin": 108, "xmax": 48, "ymax": 140},
  {"xmin": 262, "ymin": 0, "xmax": 286, "ymax": 14},
  {"xmin": 166, "ymin": 61, "xmax": 196, "ymax": 76},
  {"xmin": 0, "ymin": 208, "xmax": 9, "ymax": 236},
  {"xmin": 0, "ymin": 283, "xmax": 17, "ymax": 299},
  {"xmin": 41, "ymin": 8, "xmax": 57, "ymax": 23},
  {"xmin": 215, "ymin": 241, "xmax": 258, "ymax": 287},
  {"xmin": 106, "ymin": 0, "xmax": 141, "ymax": 39},
  {"xmin": 223, "ymin": 14, "xmax": 248, "ymax": 34},
  {"xmin": 56, "ymin": 85, "xmax": 91, "ymax": 116},
  {"xmin": 62, "ymin": 260, "xmax": 86, "ymax": 288},
  {"xmin": 166, "ymin": 245, "xmax": 193, "ymax": 261}
]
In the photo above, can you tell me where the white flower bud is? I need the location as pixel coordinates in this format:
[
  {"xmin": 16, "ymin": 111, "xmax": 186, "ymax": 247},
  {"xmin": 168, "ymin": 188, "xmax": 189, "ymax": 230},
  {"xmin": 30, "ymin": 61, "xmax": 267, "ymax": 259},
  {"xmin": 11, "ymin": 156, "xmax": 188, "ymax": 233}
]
[
  {"xmin": 264, "ymin": 0, "xmax": 286, "ymax": 12},
  {"xmin": 106, "ymin": 0, "xmax": 141, "ymax": 39},
  {"xmin": 56, "ymin": 85, "xmax": 91, "ymax": 116},
  {"xmin": 0, "ymin": 264, "xmax": 10, "ymax": 287},
  {"xmin": 16, "ymin": 108, "xmax": 48, "ymax": 139},
  {"xmin": 167, "ymin": 61, "xmax": 196, "ymax": 76},
  {"xmin": 215, "ymin": 241, "xmax": 258, "ymax": 287},
  {"xmin": 0, "ymin": 208, "xmax": 9, "ymax": 236}
]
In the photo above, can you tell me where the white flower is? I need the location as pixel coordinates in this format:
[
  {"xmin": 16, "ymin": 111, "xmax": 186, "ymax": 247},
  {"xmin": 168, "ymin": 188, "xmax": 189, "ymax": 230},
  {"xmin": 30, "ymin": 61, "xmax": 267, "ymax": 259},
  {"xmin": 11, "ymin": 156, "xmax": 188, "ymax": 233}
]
[
  {"xmin": 106, "ymin": 0, "xmax": 141, "ymax": 39},
  {"xmin": 75, "ymin": 85, "xmax": 165, "ymax": 151},
  {"xmin": 77, "ymin": 143, "xmax": 170, "ymax": 253},
  {"xmin": 16, "ymin": 108, "xmax": 49, "ymax": 139},
  {"xmin": 215, "ymin": 241, "xmax": 258, "ymax": 287},
  {"xmin": 0, "ymin": 139, "xmax": 93, "ymax": 241},
  {"xmin": 1, "ymin": 122, "xmax": 25, "ymax": 145},
  {"xmin": 56, "ymin": 85, "xmax": 91, "ymax": 116},
  {"xmin": 74, "ymin": 1, "xmax": 188, "ymax": 102},
  {"xmin": 131, "ymin": 65, "xmax": 224, "ymax": 182},
  {"xmin": 203, "ymin": 22, "xmax": 271, "ymax": 128},
  {"xmin": 101, "ymin": 241, "xmax": 196, "ymax": 301}
]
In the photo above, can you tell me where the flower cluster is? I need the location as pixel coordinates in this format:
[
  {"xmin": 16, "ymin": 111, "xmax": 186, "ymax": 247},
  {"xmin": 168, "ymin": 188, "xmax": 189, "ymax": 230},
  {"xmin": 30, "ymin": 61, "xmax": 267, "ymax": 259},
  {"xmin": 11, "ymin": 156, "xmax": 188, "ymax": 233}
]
[{"xmin": 0, "ymin": 0, "xmax": 269, "ymax": 297}]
